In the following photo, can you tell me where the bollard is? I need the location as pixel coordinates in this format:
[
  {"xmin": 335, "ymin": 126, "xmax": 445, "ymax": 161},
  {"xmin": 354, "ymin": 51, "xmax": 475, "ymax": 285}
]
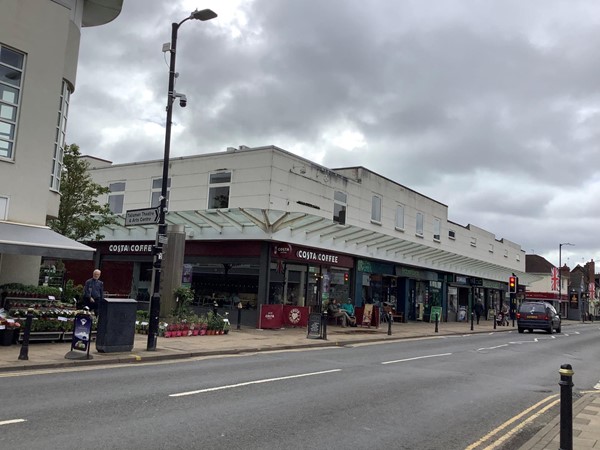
[
  {"xmin": 559, "ymin": 363, "xmax": 574, "ymax": 450},
  {"xmin": 18, "ymin": 308, "xmax": 34, "ymax": 361},
  {"xmin": 435, "ymin": 313, "xmax": 439, "ymax": 333},
  {"xmin": 236, "ymin": 302, "xmax": 242, "ymax": 330},
  {"xmin": 470, "ymin": 311, "xmax": 474, "ymax": 331},
  {"xmin": 387, "ymin": 312, "xmax": 392, "ymax": 336},
  {"xmin": 212, "ymin": 301, "xmax": 218, "ymax": 316},
  {"xmin": 493, "ymin": 312, "xmax": 497, "ymax": 330},
  {"xmin": 322, "ymin": 311, "xmax": 328, "ymax": 340}
]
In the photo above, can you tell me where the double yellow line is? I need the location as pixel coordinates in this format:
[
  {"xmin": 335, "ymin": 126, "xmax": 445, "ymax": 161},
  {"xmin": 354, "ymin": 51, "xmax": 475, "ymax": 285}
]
[{"xmin": 465, "ymin": 394, "xmax": 559, "ymax": 450}]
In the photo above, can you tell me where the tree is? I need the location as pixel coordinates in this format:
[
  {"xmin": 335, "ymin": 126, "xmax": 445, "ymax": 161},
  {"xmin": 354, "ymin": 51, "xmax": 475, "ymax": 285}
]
[{"xmin": 48, "ymin": 144, "xmax": 116, "ymax": 241}]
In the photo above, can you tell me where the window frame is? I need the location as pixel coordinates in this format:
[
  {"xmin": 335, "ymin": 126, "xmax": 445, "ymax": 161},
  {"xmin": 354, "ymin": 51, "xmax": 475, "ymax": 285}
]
[
  {"xmin": 0, "ymin": 44, "xmax": 25, "ymax": 160},
  {"xmin": 207, "ymin": 170, "xmax": 232, "ymax": 209},
  {"xmin": 416, "ymin": 212, "xmax": 424, "ymax": 237},
  {"xmin": 151, "ymin": 177, "xmax": 171, "ymax": 208},
  {"xmin": 395, "ymin": 204, "xmax": 405, "ymax": 231},
  {"xmin": 333, "ymin": 190, "xmax": 347, "ymax": 225},
  {"xmin": 433, "ymin": 217, "xmax": 441, "ymax": 241},
  {"xmin": 50, "ymin": 80, "xmax": 71, "ymax": 191},
  {"xmin": 108, "ymin": 181, "xmax": 126, "ymax": 214},
  {"xmin": 371, "ymin": 194, "xmax": 382, "ymax": 224}
]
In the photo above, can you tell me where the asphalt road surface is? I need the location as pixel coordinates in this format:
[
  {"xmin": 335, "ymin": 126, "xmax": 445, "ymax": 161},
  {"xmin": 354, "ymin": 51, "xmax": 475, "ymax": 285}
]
[{"xmin": 1, "ymin": 324, "xmax": 599, "ymax": 450}]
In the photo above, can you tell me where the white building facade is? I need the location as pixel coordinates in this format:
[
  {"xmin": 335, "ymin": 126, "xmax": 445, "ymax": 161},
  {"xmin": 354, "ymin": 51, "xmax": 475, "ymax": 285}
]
[
  {"xmin": 0, "ymin": 0, "xmax": 123, "ymax": 284},
  {"xmin": 71, "ymin": 145, "xmax": 526, "ymax": 323}
]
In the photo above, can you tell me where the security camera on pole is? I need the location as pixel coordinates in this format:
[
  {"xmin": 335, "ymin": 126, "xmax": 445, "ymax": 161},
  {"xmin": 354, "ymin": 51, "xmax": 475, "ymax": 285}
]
[{"xmin": 147, "ymin": 9, "xmax": 217, "ymax": 351}]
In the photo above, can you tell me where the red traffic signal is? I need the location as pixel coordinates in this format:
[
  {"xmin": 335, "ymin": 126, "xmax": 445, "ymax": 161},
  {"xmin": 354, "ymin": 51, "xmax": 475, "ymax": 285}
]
[
  {"xmin": 343, "ymin": 273, "xmax": 349, "ymax": 283},
  {"xmin": 508, "ymin": 276, "xmax": 517, "ymax": 293}
]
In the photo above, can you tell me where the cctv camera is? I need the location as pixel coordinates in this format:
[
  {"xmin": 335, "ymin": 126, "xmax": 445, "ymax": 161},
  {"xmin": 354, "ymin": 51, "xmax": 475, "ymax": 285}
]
[{"xmin": 179, "ymin": 95, "xmax": 187, "ymax": 107}]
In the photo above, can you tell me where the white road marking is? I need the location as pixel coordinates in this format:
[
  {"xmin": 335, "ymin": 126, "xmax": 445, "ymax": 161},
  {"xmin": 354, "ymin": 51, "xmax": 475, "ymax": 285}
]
[
  {"xmin": 0, "ymin": 419, "xmax": 26, "ymax": 426},
  {"xmin": 169, "ymin": 368, "xmax": 342, "ymax": 397},
  {"xmin": 381, "ymin": 352, "xmax": 452, "ymax": 365},
  {"xmin": 477, "ymin": 344, "xmax": 509, "ymax": 351}
]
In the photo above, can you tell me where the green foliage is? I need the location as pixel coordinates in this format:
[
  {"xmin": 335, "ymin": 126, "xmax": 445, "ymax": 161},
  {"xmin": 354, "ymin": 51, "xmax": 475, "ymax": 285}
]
[
  {"xmin": 172, "ymin": 287, "xmax": 195, "ymax": 320},
  {"xmin": 47, "ymin": 144, "xmax": 117, "ymax": 241}
]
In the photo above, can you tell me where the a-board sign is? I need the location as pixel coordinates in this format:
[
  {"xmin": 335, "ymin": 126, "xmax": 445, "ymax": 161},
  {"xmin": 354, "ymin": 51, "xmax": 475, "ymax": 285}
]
[
  {"xmin": 307, "ymin": 313, "xmax": 322, "ymax": 339},
  {"xmin": 430, "ymin": 306, "xmax": 442, "ymax": 322},
  {"xmin": 71, "ymin": 314, "xmax": 92, "ymax": 353},
  {"xmin": 125, "ymin": 207, "xmax": 160, "ymax": 226}
]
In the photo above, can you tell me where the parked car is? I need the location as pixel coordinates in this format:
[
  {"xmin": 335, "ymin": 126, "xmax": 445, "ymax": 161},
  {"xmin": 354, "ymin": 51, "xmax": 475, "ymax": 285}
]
[{"xmin": 516, "ymin": 301, "xmax": 561, "ymax": 334}]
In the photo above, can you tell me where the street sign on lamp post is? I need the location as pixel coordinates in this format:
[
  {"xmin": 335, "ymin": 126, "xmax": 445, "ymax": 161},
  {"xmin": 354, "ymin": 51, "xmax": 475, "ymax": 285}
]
[{"xmin": 147, "ymin": 9, "xmax": 217, "ymax": 351}]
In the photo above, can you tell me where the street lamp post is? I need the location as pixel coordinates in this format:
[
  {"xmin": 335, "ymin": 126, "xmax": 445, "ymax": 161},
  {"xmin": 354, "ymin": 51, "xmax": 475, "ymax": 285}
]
[
  {"xmin": 147, "ymin": 8, "xmax": 217, "ymax": 351},
  {"xmin": 558, "ymin": 242, "xmax": 574, "ymax": 314}
]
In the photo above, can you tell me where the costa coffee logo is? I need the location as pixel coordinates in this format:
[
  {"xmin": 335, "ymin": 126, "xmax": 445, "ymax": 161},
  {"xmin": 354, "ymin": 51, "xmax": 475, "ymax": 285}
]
[
  {"xmin": 288, "ymin": 308, "xmax": 301, "ymax": 324},
  {"xmin": 272, "ymin": 243, "xmax": 292, "ymax": 256},
  {"xmin": 296, "ymin": 249, "xmax": 339, "ymax": 264},
  {"xmin": 265, "ymin": 311, "xmax": 275, "ymax": 320}
]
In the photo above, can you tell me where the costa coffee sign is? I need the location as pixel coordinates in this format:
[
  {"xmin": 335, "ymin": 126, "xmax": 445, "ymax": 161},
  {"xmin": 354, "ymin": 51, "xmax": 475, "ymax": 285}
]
[{"xmin": 271, "ymin": 243, "xmax": 353, "ymax": 267}]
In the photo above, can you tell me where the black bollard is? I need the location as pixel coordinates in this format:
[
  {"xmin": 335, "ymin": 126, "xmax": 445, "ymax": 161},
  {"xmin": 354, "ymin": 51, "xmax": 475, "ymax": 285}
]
[
  {"xmin": 236, "ymin": 302, "xmax": 242, "ymax": 330},
  {"xmin": 470, "ymin": 311, "xmax": 474, "ymax": 331},
  {"xmin": 493, "ymin": 312, "xmax": 497, "ymax": 330},
  {"xmin": 322, "ymin": 311, "xmax": 328, "ymax": 340},
  {"xmin": 18, "ymin": 308, "xmax": 34, "ymax": 361},
  {"xmin": 435, "ymin": 313, "xmax": 439, "ymax": 333},
  {"xmin": 387, "ymin": 312, "xmax": 392, "ymax": 336},
  {"xmin": 559, "ymin": 364, "xmax": 574, "ymax": 450}
]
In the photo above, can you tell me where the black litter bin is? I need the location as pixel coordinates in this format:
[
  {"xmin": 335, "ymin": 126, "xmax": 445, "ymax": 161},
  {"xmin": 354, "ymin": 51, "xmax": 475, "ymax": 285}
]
[{"xmin": 96, "ymin": 298, "xmax": 137, "ymax": 353}]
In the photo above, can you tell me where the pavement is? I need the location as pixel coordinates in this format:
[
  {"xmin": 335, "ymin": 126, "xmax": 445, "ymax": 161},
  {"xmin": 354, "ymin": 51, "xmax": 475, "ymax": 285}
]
[{"xmin": 0, "ymin": 318, "xmax": 598, "ymax": 449}]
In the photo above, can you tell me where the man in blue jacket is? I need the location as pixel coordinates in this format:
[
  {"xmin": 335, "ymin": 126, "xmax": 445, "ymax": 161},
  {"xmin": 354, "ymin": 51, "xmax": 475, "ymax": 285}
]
[{"xmin": 83, "ymin": 269, "xmax": 104, "ymax": 315}]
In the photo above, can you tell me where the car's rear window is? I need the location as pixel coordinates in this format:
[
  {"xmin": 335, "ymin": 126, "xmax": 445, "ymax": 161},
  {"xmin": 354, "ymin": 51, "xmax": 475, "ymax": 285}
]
[{"xmin": 519, "ymin": 303, "xmax": 547, "ymax": 313}]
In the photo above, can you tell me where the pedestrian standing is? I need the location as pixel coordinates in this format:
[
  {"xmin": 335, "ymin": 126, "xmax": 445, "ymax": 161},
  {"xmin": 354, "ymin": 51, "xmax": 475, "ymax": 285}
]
[
  {"xmin": 83, "ymin": 269, "xmax": 104, "ymax": 316},
  {"xmin": 474, "ymin": 300, "xmax": 484, "ymax": 325}
]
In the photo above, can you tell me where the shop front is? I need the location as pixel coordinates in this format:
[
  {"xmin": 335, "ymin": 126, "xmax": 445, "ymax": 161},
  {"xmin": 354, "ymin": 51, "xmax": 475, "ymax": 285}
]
[
  {"xmin": 395, "ymin": 267, "xmax": 445, "ymax": 322},
  {"xmin": 270, "ymin": 243, "xmax": 354, "ymax": 312}
]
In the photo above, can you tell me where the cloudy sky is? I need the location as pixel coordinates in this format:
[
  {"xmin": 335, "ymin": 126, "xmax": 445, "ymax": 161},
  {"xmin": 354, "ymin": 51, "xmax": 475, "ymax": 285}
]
[{"xmin": 68, "ymin": 0, "xmax": 600, "ymax": 269}]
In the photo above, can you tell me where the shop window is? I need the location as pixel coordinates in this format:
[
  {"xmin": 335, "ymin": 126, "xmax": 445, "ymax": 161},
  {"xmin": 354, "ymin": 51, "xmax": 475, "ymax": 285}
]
[
  {"xmin": 416, "ymin": 212, "xmax": 424, "ymax": 236},
  {"xmin": 433, "ymin": 218, "xmax": 441, "ymax": 241},
  {"xmin": 151, "ymin": 177, "xmax": 171, "ymax": 207},
  {"xmin": 0, "ymin": 45, "xmax": 24, "ymax": 160},
  {"xmin": 208, "ymin": 171, "xmax": 231, "ymax": 209},
  {"xmin": 371, "ymin": 194, "xmax": 381, "ymax": 223},
  {"xmin": 108, "ymin": 181, "xmax": 126, "ymax": 214},
  {"xmin": 395, "ymin": 204, "xmax": 405, "ymax": 230},
  {"xmin": 50, "ymin": 80, "xmax": 71, "ymax": 191},
  {"xmin": 333, "ymin": 190, "xmax": 346, "ymax": 224}
]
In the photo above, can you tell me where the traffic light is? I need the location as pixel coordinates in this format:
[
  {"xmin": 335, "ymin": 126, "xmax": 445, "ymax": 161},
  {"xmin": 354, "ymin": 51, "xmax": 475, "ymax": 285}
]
[
  {"xmin": 343, "ymin": 272, "xmax": 349, "ymax": 284},
  {"xmin": 508, "ymin": 276, "xmax": 517, "ymax": 293}
]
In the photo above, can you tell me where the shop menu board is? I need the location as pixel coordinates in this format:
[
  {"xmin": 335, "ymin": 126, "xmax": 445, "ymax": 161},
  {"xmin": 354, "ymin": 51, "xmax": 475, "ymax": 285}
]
[
  {"xmin": 71, "ymin": 314, "xmax": 92, "ymax": 353},
  {"xmin": 430, "ymin": 306, "xmax": 442, "ymax": 322},
  {"xmin": 307, "ymin": 313, "xmax": 322, "ymax": 339}
]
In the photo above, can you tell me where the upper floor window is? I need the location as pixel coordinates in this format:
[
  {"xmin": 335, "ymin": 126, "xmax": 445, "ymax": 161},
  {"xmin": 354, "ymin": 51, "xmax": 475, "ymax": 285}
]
[
  {"xmin": 433, "ymin": 218, "xmax": 441, "ymax": 241},
  {"xmin": 470, "ymin": 237, "xmax": 477, "ymax": 247},
  {"xmin": 416, "ymin": 212, "xmax": 424, "ymax": 236},
  {"xmin": 50, "ymin": 80, "xmax": 71, "ymax": 191},
  {"xmin": 333, "ymin": 191, "xmax": 347, "ymax": 225},
  {"xmin": 371, "ymin": 195, "xmax": 382, "ymax": 223},
  {"xmin": 0, "ymin": 45, "xmax": 25, "ymax": 160},
  {"xmin": 108, "ymin": 181, "xmax": 126, "ymax": 214},
  {"xmin": 208, "ymin": 171, "xmax": 231, "ymax": 209},
  {"xmin": 151, "ymin": 177, "xmax": 171, "ymax": 208},
  {"xmin": 448, "ymin": 229, "xmax": 456, "ymax": 240},
  {"xmin": 489, "ymin": 243, "xmax": 494, "ymax": 253},
  {"xmin": 504, "ymin": 249, "xmax": 509, "ymax": 258},
  {"xmin": 395, "ymin": 204, "xmax": 405, "ymax": 230},
  {"xmin": 0, "ymin": 196, "xmax": 8, "ymax": 220}
]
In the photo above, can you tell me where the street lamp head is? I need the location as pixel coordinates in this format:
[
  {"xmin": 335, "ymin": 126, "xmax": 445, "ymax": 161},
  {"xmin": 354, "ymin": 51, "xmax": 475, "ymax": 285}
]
[{"xmin": 191, "ymin": 9, "xmax": 217, "ymax": 21}]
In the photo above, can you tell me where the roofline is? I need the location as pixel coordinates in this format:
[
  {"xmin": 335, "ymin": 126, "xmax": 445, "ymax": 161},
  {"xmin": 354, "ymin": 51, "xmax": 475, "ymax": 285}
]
[{"xmin": 82, "ymin": 0, "xmax": 124, "ymax": 27}]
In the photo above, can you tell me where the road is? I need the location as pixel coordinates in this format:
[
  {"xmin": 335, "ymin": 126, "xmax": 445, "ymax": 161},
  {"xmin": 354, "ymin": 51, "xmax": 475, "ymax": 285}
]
[{"xmin": 1, "ymin": 324, "xmax": 599, "ymax": 450}]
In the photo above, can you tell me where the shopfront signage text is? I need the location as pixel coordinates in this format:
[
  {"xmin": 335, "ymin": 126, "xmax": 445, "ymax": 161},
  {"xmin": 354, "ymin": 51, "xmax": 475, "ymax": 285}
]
[
  {"xmin": 296, "ymin": 249, "xmax": 339, "ymax": 264},
  {"xmin": 108, "ymin": 244, "xmax": 153, "ymax": 254}
]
